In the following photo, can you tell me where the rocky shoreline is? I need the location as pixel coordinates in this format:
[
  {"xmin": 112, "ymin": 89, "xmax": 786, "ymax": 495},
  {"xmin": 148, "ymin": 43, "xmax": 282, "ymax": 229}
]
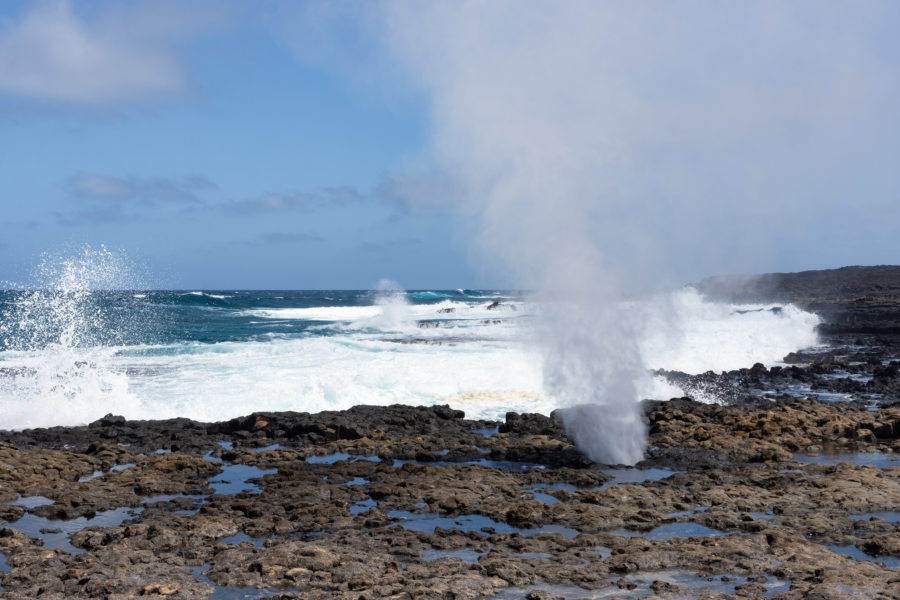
[
  {"xmin": 1, "ymin": 267, "xmax": 899, "ymax": 599},
  {"xmin": 0, "ymin": 393, "xmax": 897, "ymax": 598}
]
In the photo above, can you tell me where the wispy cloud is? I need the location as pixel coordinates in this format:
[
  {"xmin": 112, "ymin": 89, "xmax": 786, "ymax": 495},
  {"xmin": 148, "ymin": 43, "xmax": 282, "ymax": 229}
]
[
  {"xmin": 60, "ymin": 171, "xmax": 215, "ymax": 223},
  {"xmin": 357, "ymin": 237, "xmax": 422, "ymax": 253},
  {"xmin": 374, "ymin": 173, "xmax": 467, "ymax": 209},
  {"xmin": 223, "ymin": 185, "xmax": 365, "ymax": 214},
  {"xmin": 66, "ymin": 172, "xmax": 214, "ymax": 205},
  {"xmin": 0, "ymin": 0, "xmax": 229, "ymax": 106},
  {"xmin": 244, "ymin": 232, "xmax": 324, "ymax": 246},
  {"xmin": 224, "ymin": 191, "xmax": 316, "ymax": 214},
  {"xmin": 54, "ymin": 205, "xmax": 131, "ymax": 226},
  {"xmin": 2, "ymin": 219, "xmax": 39, "ymax": 230}
]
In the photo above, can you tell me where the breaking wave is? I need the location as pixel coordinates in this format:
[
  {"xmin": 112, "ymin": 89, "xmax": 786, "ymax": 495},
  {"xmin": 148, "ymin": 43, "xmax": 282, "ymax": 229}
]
[{"xmin": 0, "ymin": 250, "xmax": 821, "ymax": 429}]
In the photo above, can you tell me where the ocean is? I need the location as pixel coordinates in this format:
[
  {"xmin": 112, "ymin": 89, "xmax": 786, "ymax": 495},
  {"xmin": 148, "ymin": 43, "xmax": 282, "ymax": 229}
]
[{"xmin": 0, "ymin": 281, "xmax": 822, "ymax": 430}]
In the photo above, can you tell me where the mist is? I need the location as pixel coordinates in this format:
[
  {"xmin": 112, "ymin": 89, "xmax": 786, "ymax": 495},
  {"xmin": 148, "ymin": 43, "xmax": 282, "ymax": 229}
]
[{"xmin": 278, "ymin": 1, "xmax": 899, "ymax": 464}]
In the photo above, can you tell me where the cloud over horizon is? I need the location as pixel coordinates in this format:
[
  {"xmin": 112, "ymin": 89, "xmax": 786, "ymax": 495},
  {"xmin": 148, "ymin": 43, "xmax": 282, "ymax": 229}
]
[
  {"xmin": 67, "ymin": 172, "xmax": 214, "ymax": 205},
  {"xmin": 223, "ymin": 186, "xmax": 365, "ymax": 215},
  {"xmin": 241, "ymin": 231, "xmax": 324, "ymax": 247}
]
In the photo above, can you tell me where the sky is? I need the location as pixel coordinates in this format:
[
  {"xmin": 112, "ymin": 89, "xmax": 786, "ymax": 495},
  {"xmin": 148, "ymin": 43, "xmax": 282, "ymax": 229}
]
[{"xmin": 0, "ymin": 0, "xmax": 898, "ymax": 290}]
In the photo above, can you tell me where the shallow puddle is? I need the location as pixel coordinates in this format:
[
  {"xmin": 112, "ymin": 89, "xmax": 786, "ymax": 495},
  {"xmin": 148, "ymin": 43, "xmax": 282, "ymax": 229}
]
[
  {"xmin": 597, "ymin": 467, "xmax": 681, "ymax": 490},
  {"xmin": 209, "ymin": 465, "xmax": 276, "ymax": 495},
  {"xmin": 189, "ymin": 564, "xmax": 292, "ymax": 599},
  {"xmin": 822, "ymin": 371, "xmax": 873, "ymax": 383},
  {"xmin": 849, "ymin": 511, "xmax": 900, "ymax": 523},
  {"xmin": 627, "ymin": 570, "xmax": 789, "ymax": 598},
  {"xmin": 825, "ymin": 544, "xmax": 900, "ymax": 569},
  {"xmin": 390, "ymin": 457, "xmax": 547, "ymax": 470},
  {"xmin": 422, "ymin": 548, "xmax": 486, "ymax": 563},
  {"xmin": 350, "ymin": 498, "xmax": 377, "ymax": 515},
  {"xmin": 667, "ymin": 506, "xmax": 709, "ymax": 518},
  {"xmin": 442, "ymin": 458, "xmax": 546, "ymax": 470},
  {"xmin": 220, "ymin": 532, "xmax": 267, "ymax": 547},
  {"xmin": 77, "ymin": 470, "xmax": 105, "ymax": 482},
  {"xmin": 527, "ymin": 489, "xmax": 560, "ymax": 505},
  {"xmin": 610, "ymin": 522, "xmax": 730, "ymax": 541},
  {"xmin": 533, "ymin": 482, "xmax": 577, "ymax": 492},
  {"xmin": 76, "ymin": 462, "xmax": 136, "ymax": 482},
  {"xmin": 489, "ymin": 569, "xmax": 789, "ymax": 599},
  {"xmin": 249, "ymin": 444, "xmax": 281, "ymax": 453},
  {"xmin": 141, "ymin": 493, "xmax": 206, "ymax": 505},
  {"xmin": 306, "ymin": 453, "xmax": 381, "ymax": 465},
  {"xmin": 472, "ymin": 426, "xmax": 500, "ymax": 437},
  {"xmin": 387, "ymin": 510, "xmax": 580, "ymax": 538},
  {"xmin": 509, "ymin": 551, "xmax": 551, "ymax": 560},
  {"xmin": 793, "ymin": 452, "xmax": 900, "ymax": 468},
  {"xmin": 4, "ymin": 506, "xmax": 142, "ymax": 554},
  {"xmin": 746, "ymin": 511, "xmax": 776, "ymax": 520},
  {"xmin": 10, "ymin": 495, "xmax": 54, "ymax": 509},
  {"xmin": 773, "ymin": 383, "xmax": 860, "ymax": 404},
  {"xmin": 344, "ymin": 477, "xmax": 369, "ymax": 487}
]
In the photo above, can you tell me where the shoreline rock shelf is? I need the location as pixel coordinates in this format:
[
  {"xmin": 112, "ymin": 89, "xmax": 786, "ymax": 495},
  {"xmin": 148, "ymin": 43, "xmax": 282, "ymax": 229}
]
[
  {"xmin": 0, "ymin": 395, "xmax": 897, "ymax": 599},
  {"xmin": 1, "ymin": 266, "xmax": 900, "ymax": 598}
]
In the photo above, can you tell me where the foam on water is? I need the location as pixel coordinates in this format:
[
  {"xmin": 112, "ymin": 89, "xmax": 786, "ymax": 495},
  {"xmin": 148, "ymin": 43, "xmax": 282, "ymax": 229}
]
[
  {"xmin": 0, "ymin": 247, "xmax": 145, "ymax": 429},
  {"xmin": 239, "ymin": 305, "xmax": 383, "ymax": 322},
  {"xmin": 240, "ymin": 299, "xmax": 525, "ymax": 327},
  {"xmin": 0, "ymin": 251, "xmax": 823, "ymax": 429},
  {"xmin": 114, "ymin": 336, "xmax": 544, "ymax": 423},
  {"xmin": 635, "ymin": 288, "xmax": 821, "ymax": 374}
]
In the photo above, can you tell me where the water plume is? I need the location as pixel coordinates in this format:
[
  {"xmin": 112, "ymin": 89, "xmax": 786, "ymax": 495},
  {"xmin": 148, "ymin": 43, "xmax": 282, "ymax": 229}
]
[
  {"xmin": 372, "ymin": 278, "xmax": 411, "ymax": 331},
  {"xmin": 2, "ymin": 245, "xmax": 135, "ymax": 351},
  {"xmin": 367, "ymin": 1, "xmax": 897, "ymax": 464},
  {"xmin": 0, "ymin": 245, "xmax": 143, "ymax": 429}
]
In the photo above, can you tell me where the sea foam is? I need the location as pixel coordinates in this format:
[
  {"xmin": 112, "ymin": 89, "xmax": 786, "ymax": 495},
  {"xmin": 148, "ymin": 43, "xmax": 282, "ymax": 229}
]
[{"xmin": 0, "ymin": 254, "xmax": 821, "ymax": 429}]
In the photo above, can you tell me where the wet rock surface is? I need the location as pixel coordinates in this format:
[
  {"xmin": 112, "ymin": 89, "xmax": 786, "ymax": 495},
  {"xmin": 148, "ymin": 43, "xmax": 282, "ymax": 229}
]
[
  {"xmin": 1, "ymin": 270, "xmax": 899, "ymax": 599},
  {"xmin": 0, "ymin": 391, "xmax": 897, "ymax": 598}
]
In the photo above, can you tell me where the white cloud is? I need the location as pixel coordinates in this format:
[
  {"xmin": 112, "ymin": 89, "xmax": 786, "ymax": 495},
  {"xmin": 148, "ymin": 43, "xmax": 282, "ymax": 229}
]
[
  {"xmin": 67, "ymin": 172, "xmax": 134, "ymax": 200},
  {"xmin": 66, "ymin": 171, "xmax": 214, "ymax": 205},
  {"xmin": 0, "ymin": 0, "xmax": 228, "ymax": 105},
  {"xmin": 246, "ymin": 232, "xmax": 324, "ymax": 246},
  {"xmin": 223, "ymin": 186, "xmax": 366, "ymax": 214}
]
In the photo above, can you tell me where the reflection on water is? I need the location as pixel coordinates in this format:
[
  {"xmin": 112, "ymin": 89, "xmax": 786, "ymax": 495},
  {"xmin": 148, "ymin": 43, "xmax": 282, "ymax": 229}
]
[
  {"xmin": 387, "ymin": 510, "xmax": 580, "ymax": 538},
  {"xmin": 825, "ymin": 544, "xmax": 900, "ymax": 569},
  {"xmin": 793, "ymin": 453, "xmax": 900, "ymax": 468}
]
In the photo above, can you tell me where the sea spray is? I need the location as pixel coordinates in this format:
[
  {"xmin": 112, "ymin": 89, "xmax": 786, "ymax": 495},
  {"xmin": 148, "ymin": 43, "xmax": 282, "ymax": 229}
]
[
  {"xmin": 372, "ymin": 279, "xmax": 411, "ymax": 330},
  {"xmin": 541, "ymin": 298, "xmax": 648, "ymax": 465},
  {"xmin": 0, "ymin": 246, "xmax": 143, "ymax": 429},
  {"xmin": 1, "ymin": 246, "xmax": 135, "ymax": 351},
  {"xmin": 635, "ymin": 288, "xmax": 821, "ymax": 374},
  {"xmin": 0, "ymin": 277, "xmax": 822, "ymax": 428},
  {"xmin": 367, "ymin": 0, "xmax": 892, "ymax": 463}
]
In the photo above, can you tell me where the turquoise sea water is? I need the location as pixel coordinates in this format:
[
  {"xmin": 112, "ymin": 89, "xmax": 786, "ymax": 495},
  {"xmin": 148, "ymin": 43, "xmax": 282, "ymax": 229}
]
[
  {"xmin": 0, "ymin": 287, "xmax": 543, "ymax": 428},
  {"xmin": 0, "ymin": 260, "xmax": 823, "ymax": 429}
]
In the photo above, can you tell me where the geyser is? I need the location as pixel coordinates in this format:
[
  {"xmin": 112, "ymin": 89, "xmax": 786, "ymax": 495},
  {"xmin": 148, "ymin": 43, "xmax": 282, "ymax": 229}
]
[{"xmin": 369, "ymin": 0, "xmax": 893, "ymax": 465}]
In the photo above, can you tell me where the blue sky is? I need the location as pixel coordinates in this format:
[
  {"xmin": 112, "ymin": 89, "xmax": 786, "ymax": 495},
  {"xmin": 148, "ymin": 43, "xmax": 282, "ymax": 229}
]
[
  {"xmin": 1, "ymin": 1, "xmax": 898, "ymax": 290},
  {"xmin": 0, "ymin": 0, "xmax": 468, "ymax": 289}
]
